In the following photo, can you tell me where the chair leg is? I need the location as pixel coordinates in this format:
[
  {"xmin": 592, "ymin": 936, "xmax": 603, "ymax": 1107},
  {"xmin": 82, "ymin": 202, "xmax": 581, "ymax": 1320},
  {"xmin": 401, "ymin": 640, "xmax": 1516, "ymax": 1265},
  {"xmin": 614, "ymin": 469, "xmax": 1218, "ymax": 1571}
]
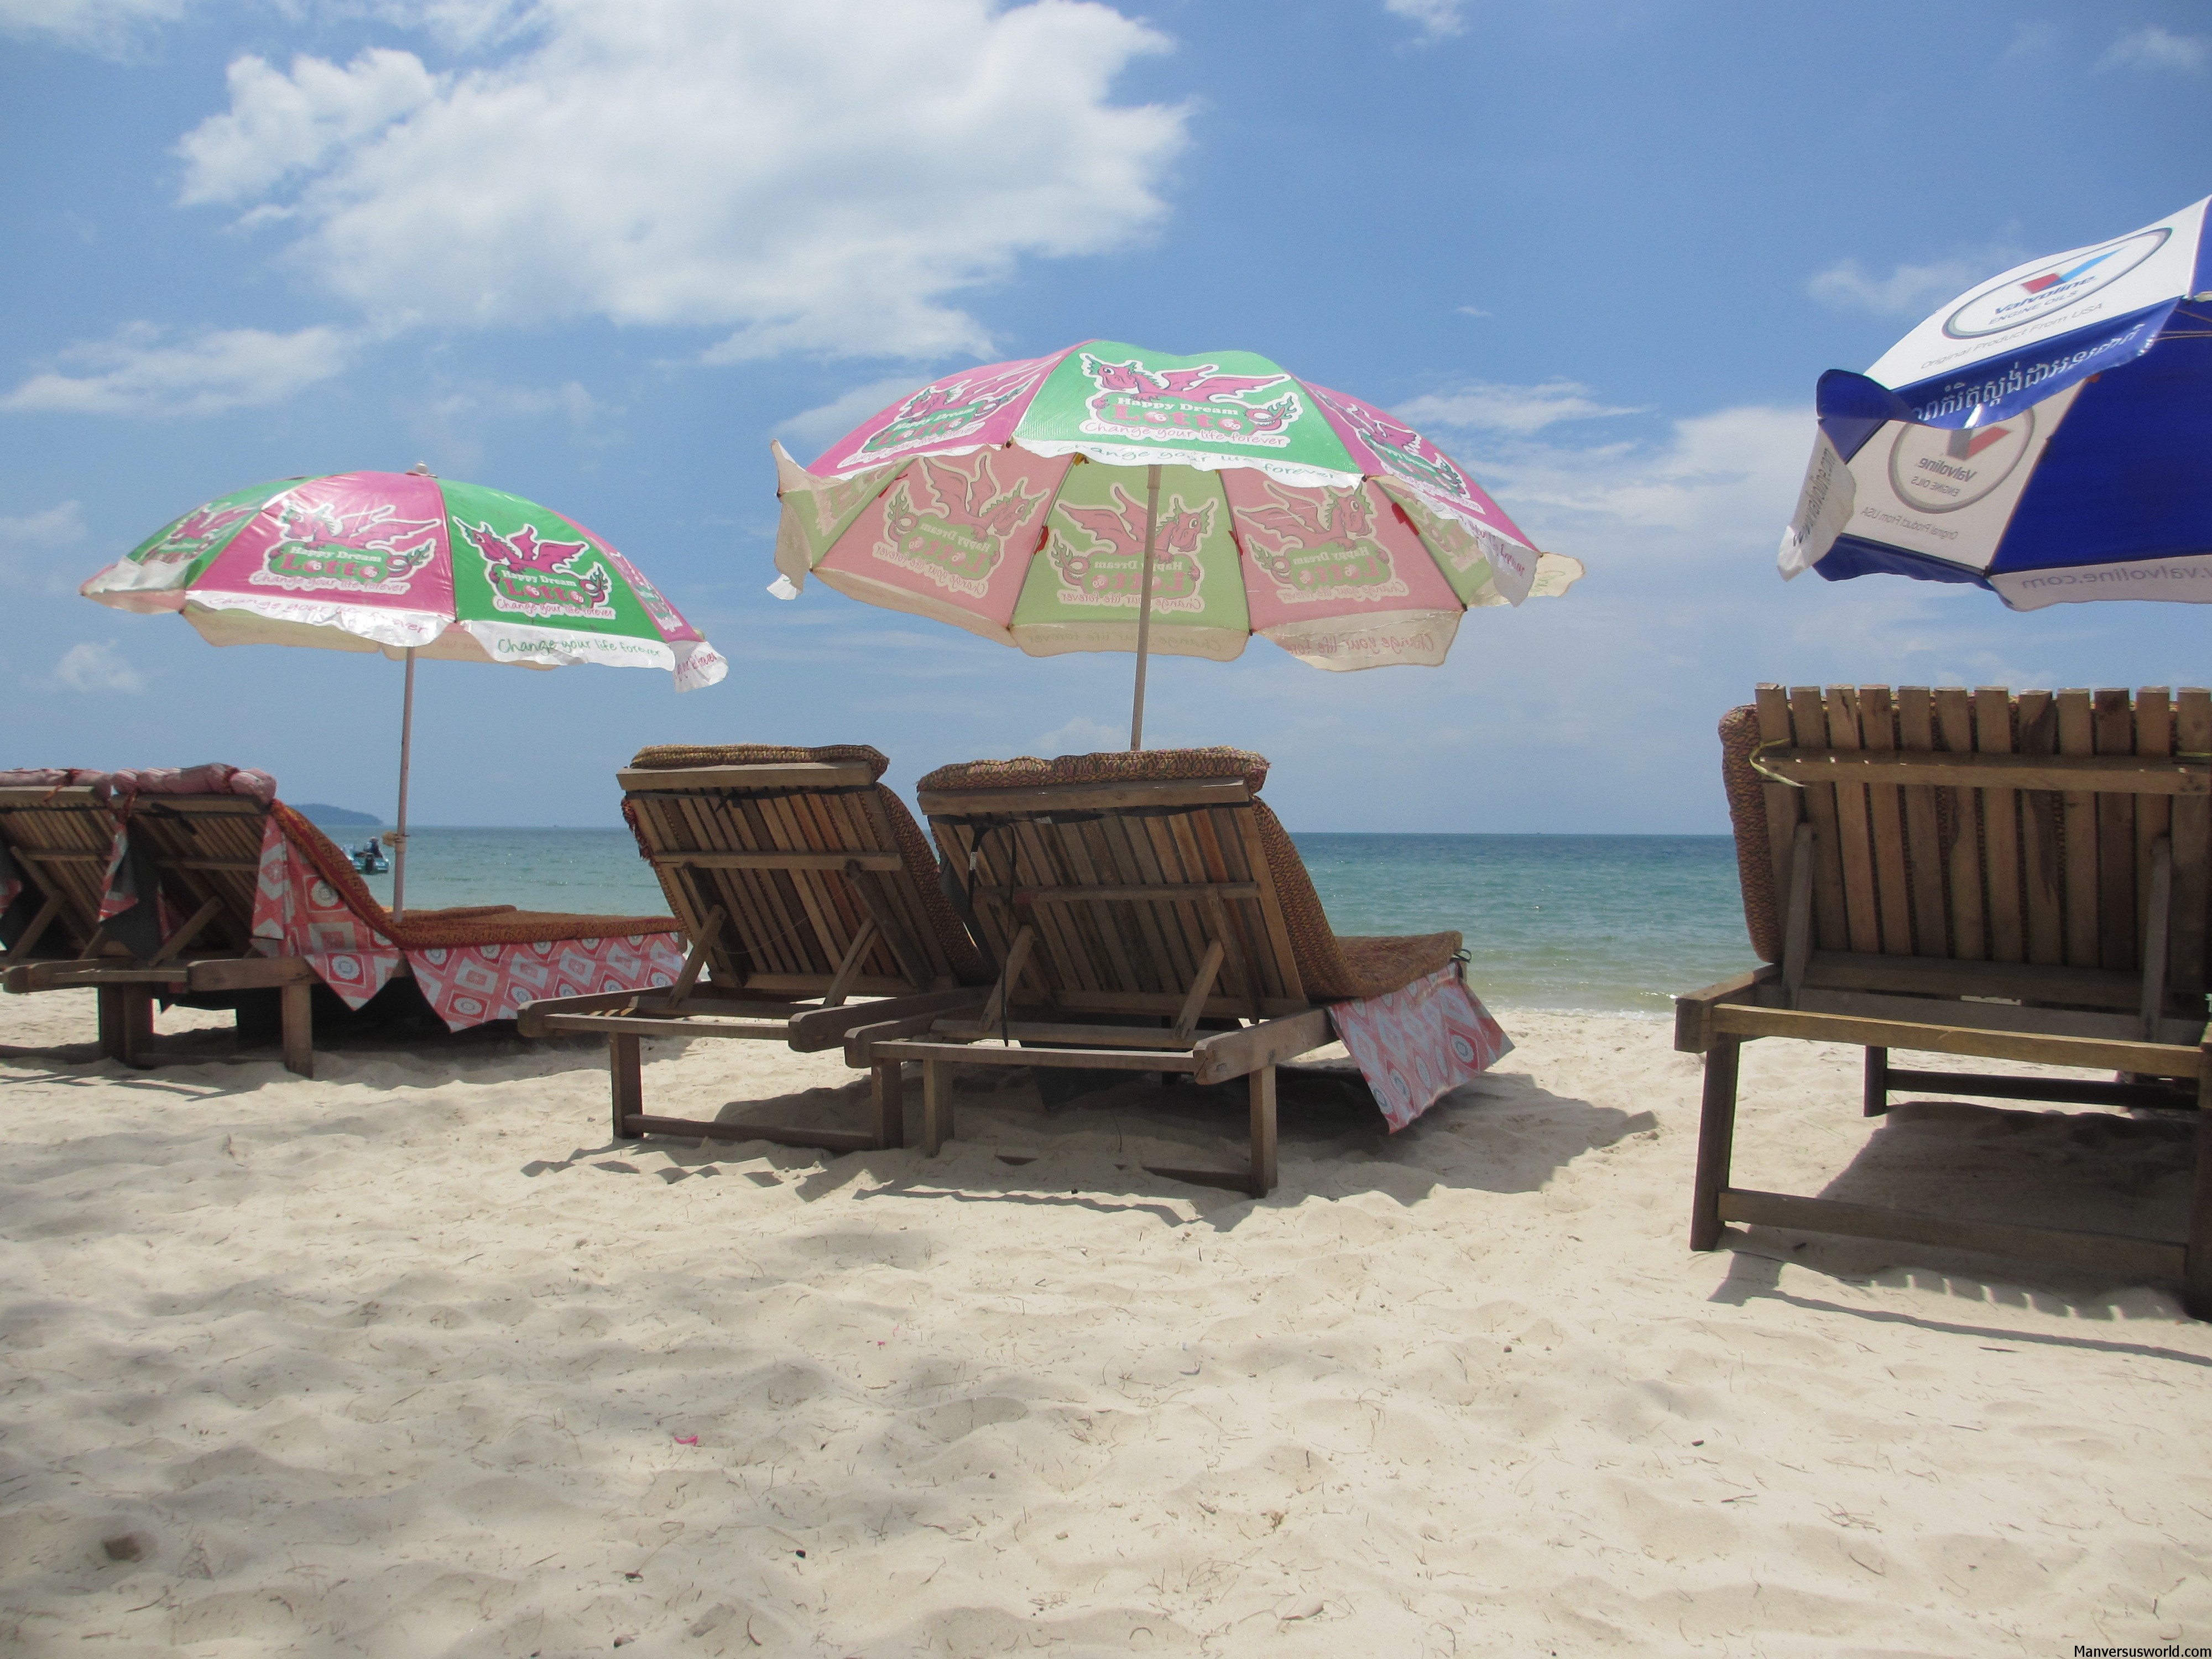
[
  {"xmin": 610, "ymin": 1034, "xmax": 643, "ymax": 1140},
  {"xmin": 1863, "ymin": 1046, "xmax": 1888, "ymax": 1116},
  {"xmin": 96, "ymin": 984, "xmax": 124, "ymax": 1060},
  {"xmin": 1248, "ymin": 1064, "xmax": 1278, "ymax": 1198},
  {"xmin": 116, "ymin": 985, "xmax": 154, "ymax": 1070},
  {"xmin": 870, "ymin": 1061, "xmax": 905, "ymax": 1149},
  {"xmin": 2184, "ymin": 1044, "xmax": 2212, "ymax": 1320},
  {"xmin": 279, "ymin": 981, "xmax": 314, "ymax": 1079},
  {"xmin": 1690, "ymin": 1036, "xmax": 1741, "ymax": 1251},
  {"xmin": 921, "ymin": 1058, "xmax": 951, "ymax": 1157}
]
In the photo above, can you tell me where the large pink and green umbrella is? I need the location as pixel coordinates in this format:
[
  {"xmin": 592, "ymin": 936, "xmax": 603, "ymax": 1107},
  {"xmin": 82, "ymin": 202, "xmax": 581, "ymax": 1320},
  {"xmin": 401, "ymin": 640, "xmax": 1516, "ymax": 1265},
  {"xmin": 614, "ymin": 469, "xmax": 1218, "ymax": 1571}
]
[
  {"xmin": 771, "ymin": 340, "xmax": 1580, "ymax": 743},
  {"xmin": 81, "ymin": 468, "xmax": 726, "ymax": 915}
]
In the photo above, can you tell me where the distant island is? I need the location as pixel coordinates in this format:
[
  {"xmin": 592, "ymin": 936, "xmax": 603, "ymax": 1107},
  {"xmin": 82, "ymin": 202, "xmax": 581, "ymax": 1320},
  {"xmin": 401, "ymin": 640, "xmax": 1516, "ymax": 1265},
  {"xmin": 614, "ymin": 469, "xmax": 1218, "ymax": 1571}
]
[{"xmin": 294, "ymin": 803, "xmax": 383, "ymax": 827}]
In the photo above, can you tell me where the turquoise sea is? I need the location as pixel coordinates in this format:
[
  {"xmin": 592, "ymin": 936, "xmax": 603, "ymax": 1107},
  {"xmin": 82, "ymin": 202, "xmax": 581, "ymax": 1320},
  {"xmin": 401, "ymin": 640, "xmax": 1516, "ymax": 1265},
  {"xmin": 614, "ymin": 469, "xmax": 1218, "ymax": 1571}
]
[{"xmin": 341, "ymin": 827, "xmax": 1753, "ymax": 1017}]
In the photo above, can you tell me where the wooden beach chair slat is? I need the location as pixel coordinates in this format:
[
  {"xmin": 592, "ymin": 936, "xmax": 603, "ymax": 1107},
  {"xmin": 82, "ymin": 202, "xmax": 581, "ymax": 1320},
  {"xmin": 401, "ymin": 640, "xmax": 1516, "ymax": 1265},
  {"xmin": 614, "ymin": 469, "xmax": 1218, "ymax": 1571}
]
[
  {"xmin": 1824, "ymin": 687, "xmax": 1882, "ymax": 956},
  {"xmin": 1933, "ymin": 687, "xmax": 1986, "ymax": 961},
  {"xmin": 1975, "ymin": 687, "xmax": 2026, "ymax": 965},
  {"xmin": 1892, "ymin": 687, "xmax": 1949, "ymax": 958},
  {"xmin": 1687, "ymin": 685, "xmax": 2212, "ymax": 1316},
  {"xmin": 2016, "ymin": 690, "xmax": 2065, "ymax": 967},
  {"xmin": 2136, "ymin": 688, "xmax": 2174, "ymax": 984},
  {"xmin": 2095, "ymin": 687, "xmax": 2139, "ymax": 973},
  {"xmin": 1857, "ymin": 687, "xmax": 1913, "ymax": 956},
  {"xmin": 2058, "ymin": 689, "xmax": 2100, "ymax": 969},
  {"xmin": 2172, "ymin": 690, "xmax": 2212, "ymax": 997},
  {"xmin": 1754, "ymin": 687, "xmax": 1805, "ymax": 939},
  {"xmin": 1790, "ymin": 686, "xmax": 1850, "ymax": 951},
  {"xmin": 1231, "ymin": 808, "xmax": 1306, "ymax": 1005}
]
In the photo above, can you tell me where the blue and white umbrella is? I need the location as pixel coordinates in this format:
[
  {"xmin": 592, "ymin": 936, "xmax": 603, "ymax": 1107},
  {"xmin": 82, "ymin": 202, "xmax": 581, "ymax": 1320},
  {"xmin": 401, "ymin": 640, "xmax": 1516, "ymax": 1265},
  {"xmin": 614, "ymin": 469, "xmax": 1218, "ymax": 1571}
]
[{"xmin": 1779, "ymin": 195, "xmax": 2212, "ymax": 609}]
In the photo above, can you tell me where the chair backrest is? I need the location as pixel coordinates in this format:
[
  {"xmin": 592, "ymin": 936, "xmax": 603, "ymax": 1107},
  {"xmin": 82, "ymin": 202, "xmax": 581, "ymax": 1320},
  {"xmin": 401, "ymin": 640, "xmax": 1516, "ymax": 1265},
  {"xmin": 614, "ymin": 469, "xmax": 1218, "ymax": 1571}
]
[
  {"xmin": 1721, "ymin": 685, "xmax": 2212, "ymax": 1019},
  {"xmin": 119, "ymin": 795, "xmax": 274, "ymax": 959},
  {"xmin": 0, "ymin": 782, "xmax": 113, "ymax": 953},
  {"xmin": 620, "ymin": 744, "xmax": 985, "ymax": 997},
  {"xmin": 914, "ymin": 749, "xmax": 1313, "ymax": 1021}
]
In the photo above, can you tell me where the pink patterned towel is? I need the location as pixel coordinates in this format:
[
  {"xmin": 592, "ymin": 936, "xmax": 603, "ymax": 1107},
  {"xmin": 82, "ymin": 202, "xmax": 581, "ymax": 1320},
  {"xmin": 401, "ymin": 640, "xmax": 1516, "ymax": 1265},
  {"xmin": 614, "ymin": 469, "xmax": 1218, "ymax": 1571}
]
[
  {"xmin": 0, "ymin": 768, "xmax": 114, "ymax": 800},
  {"xmin": 112, "ymin": 764, "xmax": 278, "ymax": 804},
  {"xmin": 1331, "ymin": 963, "xmax": 1514, "ymax": 1133},
  {"xmin": 248, "ymin": 818, "xmax": 684, "ymax": 1030}
]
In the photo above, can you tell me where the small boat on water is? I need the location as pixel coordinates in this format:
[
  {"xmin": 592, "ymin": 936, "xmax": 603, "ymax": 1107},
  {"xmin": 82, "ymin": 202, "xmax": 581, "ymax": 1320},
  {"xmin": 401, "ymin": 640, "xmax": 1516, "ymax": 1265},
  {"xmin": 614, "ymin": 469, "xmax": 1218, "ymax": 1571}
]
[{"xmin": 348, "ymin": 837, "xmax": 391, "ymax": 875}]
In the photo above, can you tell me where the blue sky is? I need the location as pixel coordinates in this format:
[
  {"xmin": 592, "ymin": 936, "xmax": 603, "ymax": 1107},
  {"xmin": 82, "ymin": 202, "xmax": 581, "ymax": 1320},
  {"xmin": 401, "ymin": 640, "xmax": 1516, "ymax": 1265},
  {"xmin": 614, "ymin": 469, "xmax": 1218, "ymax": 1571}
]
[{"xmin": 4, "ymin": 0, "xmax": 2209, "ymax": 832}]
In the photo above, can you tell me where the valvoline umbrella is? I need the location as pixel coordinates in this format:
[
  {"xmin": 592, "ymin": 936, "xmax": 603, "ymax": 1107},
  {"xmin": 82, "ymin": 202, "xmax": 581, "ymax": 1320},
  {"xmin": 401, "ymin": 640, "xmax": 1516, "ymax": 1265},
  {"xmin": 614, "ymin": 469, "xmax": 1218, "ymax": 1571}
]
[
  {"xmin": 81, "ymin": 468, "xmax": 727, "ymax": 916},
  {"xmin": 1778, "ymin": 195, "xmax": 2212, "ymax": 607},
  {"xmin": 769, "ymin": 340, "xmax": 1582, "ymax": 746}
]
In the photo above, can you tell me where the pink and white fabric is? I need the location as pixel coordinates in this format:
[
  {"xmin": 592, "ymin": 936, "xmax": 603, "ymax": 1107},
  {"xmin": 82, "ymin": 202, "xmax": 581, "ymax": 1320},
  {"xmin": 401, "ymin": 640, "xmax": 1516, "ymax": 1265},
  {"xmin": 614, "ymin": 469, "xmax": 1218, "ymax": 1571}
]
[
  {"xmin": 407, "ymin": 936, "xmax": 685, "ymax": 1028},
  {"xmin": 1331, "ymin": 963, "xmax": 1514, "ymax": 1132},
  {"xmin": 250, "ymin": 818, "xmax": 407, "ymax": 1004},
  {"xmin": 249, "ymin": 819, "xmax": 684, "ymax": 1029},
  {"xmin": 112, "ymin": 764, "xmax": 277, "ymax": 804}
]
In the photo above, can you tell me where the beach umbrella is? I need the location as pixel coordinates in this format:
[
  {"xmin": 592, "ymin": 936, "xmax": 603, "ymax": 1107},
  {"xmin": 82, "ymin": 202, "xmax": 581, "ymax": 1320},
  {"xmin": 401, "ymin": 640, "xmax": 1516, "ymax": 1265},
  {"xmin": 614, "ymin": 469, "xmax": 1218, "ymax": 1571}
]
[
  {"xmin": 81, "ymin": 468, "xmax": 727, "ymax": 918},
  {"xmin": 769, "ymin": 340, "xmax": 1582, "ymax": 747},
  {"xmin": 1778, "ymin": 195, "xmax": 2212, "ymax": 608}
]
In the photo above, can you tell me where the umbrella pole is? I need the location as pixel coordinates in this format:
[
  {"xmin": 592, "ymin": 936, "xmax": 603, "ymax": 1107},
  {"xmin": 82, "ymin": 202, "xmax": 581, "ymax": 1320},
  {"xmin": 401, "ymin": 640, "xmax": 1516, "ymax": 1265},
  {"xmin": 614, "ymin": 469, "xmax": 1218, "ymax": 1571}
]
[
  {"xmin": 392, "ymin": 647, "xmax": 416, "ymax": 924},
  {"xmin": 1129, "ymin": 463, "xmax": 1162, "ymax": 751}
]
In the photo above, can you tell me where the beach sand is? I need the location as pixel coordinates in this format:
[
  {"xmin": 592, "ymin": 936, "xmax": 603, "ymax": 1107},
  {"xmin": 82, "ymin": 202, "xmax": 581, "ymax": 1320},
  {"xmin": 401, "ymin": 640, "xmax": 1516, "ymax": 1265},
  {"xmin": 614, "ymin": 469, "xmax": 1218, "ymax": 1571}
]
[{"xmin": 2, "ymin": 988, "xmax": 2208, "ymax": 1656}]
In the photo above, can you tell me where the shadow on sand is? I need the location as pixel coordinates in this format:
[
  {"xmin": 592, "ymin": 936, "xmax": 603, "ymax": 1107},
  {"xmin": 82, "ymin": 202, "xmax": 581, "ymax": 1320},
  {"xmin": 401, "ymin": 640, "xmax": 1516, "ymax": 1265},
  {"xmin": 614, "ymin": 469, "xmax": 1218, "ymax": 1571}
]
[
  {"xmin": 1708, "ymin": 1088, "xmax": 2201, "ymax": 1330},
  {"xmin": 524, "ymin": 1051, "xmax": 1655, "ymax": 1224}
]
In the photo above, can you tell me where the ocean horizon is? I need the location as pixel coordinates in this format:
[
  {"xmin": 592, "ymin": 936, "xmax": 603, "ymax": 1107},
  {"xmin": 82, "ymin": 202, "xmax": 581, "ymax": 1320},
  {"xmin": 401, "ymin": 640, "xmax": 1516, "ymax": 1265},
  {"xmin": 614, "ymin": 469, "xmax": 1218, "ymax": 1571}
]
[{"xmin": 332, "ymin": 825, "xmax": 1752, "ymax": 1018}]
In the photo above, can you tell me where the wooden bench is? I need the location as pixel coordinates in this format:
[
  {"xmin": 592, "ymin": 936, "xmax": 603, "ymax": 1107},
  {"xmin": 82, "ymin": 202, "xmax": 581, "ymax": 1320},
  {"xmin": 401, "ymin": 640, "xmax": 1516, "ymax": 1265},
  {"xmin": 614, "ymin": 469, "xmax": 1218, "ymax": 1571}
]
[
  {"xmin": 849, "ymin": 749, "xmax": 1460, "ymax": 1197},
  {"xmin": 1677, "ymin": 685, "xmax": 2212, "ymax": 1312},
  {"xmin": 515, "ymin": 745, "xmax": 990, "ymax": 1150},
  {"xmin": 2, "ymin": 786, "xmax": 316, "ymax": 1073}
]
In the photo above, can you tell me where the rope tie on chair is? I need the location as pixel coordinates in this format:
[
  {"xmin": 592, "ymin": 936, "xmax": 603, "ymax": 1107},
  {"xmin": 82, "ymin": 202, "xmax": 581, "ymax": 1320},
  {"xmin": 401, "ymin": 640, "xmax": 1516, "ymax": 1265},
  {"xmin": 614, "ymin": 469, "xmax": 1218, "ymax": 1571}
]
[{"xmin": 1751, "ymin": 737, "xmax": 2212, "ymax": 787}]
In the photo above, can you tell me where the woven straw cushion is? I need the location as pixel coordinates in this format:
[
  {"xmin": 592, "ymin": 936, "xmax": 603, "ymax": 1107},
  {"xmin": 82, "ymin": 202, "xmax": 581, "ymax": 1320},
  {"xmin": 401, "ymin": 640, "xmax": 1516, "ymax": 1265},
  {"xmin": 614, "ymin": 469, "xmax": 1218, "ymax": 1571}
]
[
  {"xmin": 629, "ymin": 742, "xmax": 890, "ymax": 781},
  {"xmin": 272, "ymin": 804, "xmax": 680, "ymax": 948},
  {"xmin": 621, "ymin": 743, "xmax": 985, "ymax": 983},
  {"xmin": 917, "ymin": 748, "xmax": 1453, "ymax": 1001},
  {"xmin": 1249, "ymin": 796, "xmax": 1459, "ymax": 1000},
  {"xmin": 1718, "ymin": 705, "xmax": 1781, "ymax": 963},
  {"xmin": 916, "ymin": 747, "xmax": 1270, "ymax": 795}
]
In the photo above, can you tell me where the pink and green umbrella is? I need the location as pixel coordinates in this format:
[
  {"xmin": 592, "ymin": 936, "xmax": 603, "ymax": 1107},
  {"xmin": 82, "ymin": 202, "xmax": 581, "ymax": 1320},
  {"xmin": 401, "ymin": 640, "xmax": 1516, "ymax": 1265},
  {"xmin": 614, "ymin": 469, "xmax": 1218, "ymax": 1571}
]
[
  {"xmin": 81, "ymin": 468, "xmax": 726, "ymax": 916},
  {"xmin": 771, "ymin": 340, "xmax": 1580, "ymax": 744}
]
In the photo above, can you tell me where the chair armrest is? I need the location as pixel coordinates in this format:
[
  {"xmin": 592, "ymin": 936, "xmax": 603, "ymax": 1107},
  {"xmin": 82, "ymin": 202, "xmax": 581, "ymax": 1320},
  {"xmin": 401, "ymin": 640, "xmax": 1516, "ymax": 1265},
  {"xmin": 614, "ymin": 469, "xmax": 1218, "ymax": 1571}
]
[
  {"xmin": 789, "ymin": 987, "xmax": 986, "ymax": 1053},
  {"xmin": 1674, "ymin": 965, "xmax": 1777, "ymax": 1053}
]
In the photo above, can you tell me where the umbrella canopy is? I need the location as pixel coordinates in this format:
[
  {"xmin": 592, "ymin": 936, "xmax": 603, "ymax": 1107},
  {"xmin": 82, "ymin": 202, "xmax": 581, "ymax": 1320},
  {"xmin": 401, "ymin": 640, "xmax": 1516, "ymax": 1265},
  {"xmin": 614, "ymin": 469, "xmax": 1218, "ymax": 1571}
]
[
  {"xmin": 84, "ymin": 469, "xmax": 727, "ymax": 688},
  {"xmin": 771, "ymin": 341, "xmax": 1580, "ymax": 689},
  {"xmin": 1778, "ymin": 195, "xmax": 2212, "ymax": 609},
  {"xmin": 81, "ymin": 469, "xmax": 725, "ymax": 918}
]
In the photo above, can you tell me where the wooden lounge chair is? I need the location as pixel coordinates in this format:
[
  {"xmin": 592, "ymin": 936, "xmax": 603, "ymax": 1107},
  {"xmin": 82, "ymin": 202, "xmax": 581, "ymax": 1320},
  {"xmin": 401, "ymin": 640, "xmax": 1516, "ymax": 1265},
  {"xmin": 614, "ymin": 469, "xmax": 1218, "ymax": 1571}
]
[
  {"xmin": 1, "ymin": 771, "xmax": 113, "ymax": 967},
  {"xmin": 1676, "ymin": 685, "xmax": 2212, "ymax": 1314},
  {"xmin": 515, "ymin": 744, "xmax": 992, "ymax": 1150},
  {"xmin": 847, "ymin": 748, "xmax": 1463, "ymax": 1196},
  {"xmin": 2, "ymin": 768, "xmax": 322, "ymax": 1071},
  {"xmin": 5, "ymin": 770, "xmax": 684, "ymax": 1079}
]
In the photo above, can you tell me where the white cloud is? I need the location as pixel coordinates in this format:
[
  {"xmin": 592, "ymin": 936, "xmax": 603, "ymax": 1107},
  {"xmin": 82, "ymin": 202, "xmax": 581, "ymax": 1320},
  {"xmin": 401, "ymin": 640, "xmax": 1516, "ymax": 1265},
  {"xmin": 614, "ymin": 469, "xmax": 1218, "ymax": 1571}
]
[
  {"xmin": 0, "ymin": 0, "xmax": 183, "ymax": 54},
  {"xmin": 51, "ymin": 641, "xmax": 146, "ymax": 694},
  {"xmin": 1397, "ymin": 379, "xmax": 1644, "ymax": 436},
  {"xmin": 0, "ymin": 322, "xmax": 355, "ymax": 416},
  {"xmin": 1808, "ymin": 255, "xmax": 1990, "ymax": 317},
  {"xmin": 2099, "ymin": 24, "xmax": 2207, "ymax": 72},
  {"xmin": 1384, "ymin": 0, "xmax": 1465, "ymax": 39},
  {"xmin": 0, "ymin": 502, "xmax": 87, "ymax": 550},
  {"xmin": 179, "ymin": 0, "xmax": 1186, "ymax": 360},
  {"xmin": 1035, "ymin": 713, "xmax": 1124, "ymax": 755},
  {"xmin": 178, "ymin": 50, "xmax": 442, "ymax": 206},
  {"xmin": 775, "ymin": 377, "xmax": 928, "ymax": 453},
  {"xmin": 1453, "ymin": 304, "xmax": 1491, "ymax": 319},
  {"xmin": 1459, "ymin": 402, "xmax": 1812, "ymax": 562}
]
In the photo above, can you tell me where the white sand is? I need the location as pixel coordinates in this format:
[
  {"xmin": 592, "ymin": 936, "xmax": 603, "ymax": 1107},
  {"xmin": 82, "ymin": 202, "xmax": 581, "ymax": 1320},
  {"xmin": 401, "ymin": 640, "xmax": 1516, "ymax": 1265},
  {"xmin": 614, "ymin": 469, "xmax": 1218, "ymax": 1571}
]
[{"xmin": 2, "ymin": 988, "xmax": 2209, "ymax": 1657}]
